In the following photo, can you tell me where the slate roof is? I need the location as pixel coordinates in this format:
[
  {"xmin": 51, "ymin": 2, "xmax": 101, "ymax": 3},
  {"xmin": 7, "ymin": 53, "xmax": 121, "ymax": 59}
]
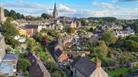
[
  {"xmin": 28, "ymin": 52, "xmax": 51, "ymax": 77},
  {"xmin": 19, "ymin": 25, "xmax": 38, "ymax": 29},
  {"xmin": 55, "ymin": 48, "xmax": 63, "ymax": 57},
  {"xmin": 25, "ymin": 25, "xmax": 38, "ymax": 29},
  {"xmin": 3, "ymin": 54, "xmax": 18, "ymax": 61},
  {"xmin": 74, "ymin": 57, "xmax": 96, "ymax": 77}
]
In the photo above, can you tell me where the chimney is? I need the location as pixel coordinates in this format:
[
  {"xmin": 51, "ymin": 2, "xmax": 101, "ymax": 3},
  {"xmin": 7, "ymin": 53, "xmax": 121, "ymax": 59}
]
[{"xmin": 96, "ymin": 58, "xmax": 101, "ymax": 68}]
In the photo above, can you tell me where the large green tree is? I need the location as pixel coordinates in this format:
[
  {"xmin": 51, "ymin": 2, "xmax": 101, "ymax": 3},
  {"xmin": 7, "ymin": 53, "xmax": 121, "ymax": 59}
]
[
  {"xmin": 26, "ymin": 38, "xmax": 38, "ymax": 52},
  {"xmin": 125, "ymin": 40, "xmax": 138, "ymax": 52},
  {"xmin": 2, "ymin": 17, "xmax": 18, "ymax": 36},
  {"xmin": 101, "ymin": 30, "xmax": 117, "ymax": 46},
  {"xmin": 17, "ymin": 58, "xmax": 31, "ymax": 72},
  {"xmin": 96, "ymin": 41, "xmax": 109, "ymax": 56},
  {"xmin": 9, "ymin": 10, "xmax": 17, "ymax": 19},
  {"xmin": 115, "ymin": 34, "xmax": 138, "ymax": 52},
  {"xmin": 68, "ymin": 27, "xmax": 76, "ymax": 33},
  {"xmin": 1, "ymin": 17, "xmax": 19, "ymax": 48},
  {"xmin": 4, "ymin": 9, "xmax": 25, "ymax": 19},
  {"xmin": 80, "ymin": 18, "xmax": 88, "ymax": 26},
  {"xmin": 99, "ymin": 41, "xmax": 108, "ymax": 55},
  {"xmin": 41, "ymin": 13, "xmax": 52, "ymax": 19}
]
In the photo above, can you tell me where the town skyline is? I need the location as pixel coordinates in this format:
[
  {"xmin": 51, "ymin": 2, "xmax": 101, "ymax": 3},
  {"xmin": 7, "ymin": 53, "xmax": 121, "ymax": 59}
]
[
  {"xmin": 0, "ymin": 0, "xmax": 138, "ymax": 19},
  {"xmin": 0, "ymin": 0, "xmax": 138, "ymax": 77}
]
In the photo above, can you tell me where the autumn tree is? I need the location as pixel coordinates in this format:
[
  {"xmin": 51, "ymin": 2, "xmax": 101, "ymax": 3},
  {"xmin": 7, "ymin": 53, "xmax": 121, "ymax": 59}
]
[
  {"xmin": 68, "ymin": 27, "xmax": 76, "ymax": 33},
  {"xmin": 97, "ymin": 41, "xmax": 109, "ymax": 56}
]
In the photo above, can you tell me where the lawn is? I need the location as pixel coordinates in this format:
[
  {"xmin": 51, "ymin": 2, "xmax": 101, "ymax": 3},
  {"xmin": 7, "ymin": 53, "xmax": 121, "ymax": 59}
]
[{"xmin": 108, "ymin": 67, "xmax": 129, "ymax": 77}]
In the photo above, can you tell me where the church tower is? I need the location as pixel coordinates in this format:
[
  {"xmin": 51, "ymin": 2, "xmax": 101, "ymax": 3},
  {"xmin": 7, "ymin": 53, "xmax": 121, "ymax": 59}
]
[
  {"xmin": 53, "ymin": 3, "xmax": 58, "ymax": 19},
  {"xmin": 0, "ymin": 7, "xmax": 6, "ymax": 23}
]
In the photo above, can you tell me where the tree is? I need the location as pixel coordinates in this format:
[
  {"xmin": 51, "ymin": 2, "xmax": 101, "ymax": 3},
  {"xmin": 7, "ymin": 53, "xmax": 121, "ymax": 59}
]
[
  {"xmin": 26, "ymin": 38, "xmax": 37, "ymax": 52},
  {"xmin": 125, "ymin": 40, "xmax": 138, "ymax": 52},
  {"xmin": 89, "ymin": 27, "xmax": 94, "ymax": 32},
  {"xmin": 80, "ymin": 19, "xmax": 88, "ymax": 26},
  {"xmin": 52, "ymin": 71, "xmax": 62, "ymax": 77},
  {"xmin": 4, "ymin": 9, "xmax": 10, "ymax": 17},
  {"xmin": 41, "ymin": 29, "xmax": 61, "ymax": 39},
  {"xmin": 115, "ymin": 34, "xmax": 138, "ymax": 52},
  {"xmin": 41, "ymin": 13, "xmax": 52, "ymax": 19},
  {"xmin": 115, "ymin": 37, "xmax": 125, "ymax": 48},
  {"xmin": 127, "ymin": 34, "xmax": 138, "ymax": 42},
  {"xmin": 9, "ymin": 10, "xmax": 17, "ymax": 19},
  {"xmin": 52, "ymin": 71, "xmax": 67, "ymax": 77},
  {"xmin": 47, "ymin": 62, "xmax": 58, "ymax": 72},
  {"xmin": 101, "ymin": 30, "xmax": 117, "ymax": 46},
  {"xmin": 2, "ymin": 17, "xmax": 18, "ymax": 36},
  {"xmin": 16, "ymin": 13, "xmax": 25, "ymax": 19},
  {"xmin": 1, "ymin": 17, "xmax": 19, "ymax": 48},
  {"xmin": 17, "ymin": 58, "xmax": 31, "ymax": 72},
  {"xmin": 97, "ymin": 41, "xmax": 109, "ymax": 56},
  {"xmin": 4, "ymin": 9, "xmax": 25, "ymax": 19},
  {"xmin": 68, "ymin": 27, "xmax": 76, "ymax": 33},
  {"xmin": 6, "ymin": 37, "xmax": 20, "ymax": 48}
]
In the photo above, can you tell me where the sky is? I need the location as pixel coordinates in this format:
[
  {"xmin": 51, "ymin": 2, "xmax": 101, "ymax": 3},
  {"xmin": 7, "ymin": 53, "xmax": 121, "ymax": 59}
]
[{"xmin": 0, "ymin": 0, "xmax": 138, "ymax": 19}]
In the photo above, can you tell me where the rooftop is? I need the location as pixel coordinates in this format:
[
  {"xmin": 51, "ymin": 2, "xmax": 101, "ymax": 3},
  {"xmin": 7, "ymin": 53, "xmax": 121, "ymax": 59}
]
[
  {"xmin": 18, "ymin": 25, "xmax": 38, "ymax": 29},
  {"xmin": 0, "ymin": 63, "xmax": 13, "ymax": 76},
  {"xmin": 74, "ymin": 57, "xmax": 96, "ymax": 77},
  {"xmin": 3, "ymin": 54, "xmax": 18, "ymax": 61}
]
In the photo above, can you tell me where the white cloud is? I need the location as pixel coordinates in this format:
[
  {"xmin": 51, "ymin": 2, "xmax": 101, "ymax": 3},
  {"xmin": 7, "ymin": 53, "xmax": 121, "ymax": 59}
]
[
  {"xmin": 1, "ymin": 1, "xmax": 137, "ymax": 19},
  {"xmin": 76, "ymin": 7, "xmax": 138, "ymax": 19},
  {"xmin": 79, "ymin": 10, "xmax": 112, "ymax": 17},
  {"xmin": 112, "ymin": 8, "xmax": 138, "ymax": 19},
  {"xmin": 92, "ymin": 2, "xmax": 114, "ymax": 9},
  {"xmin": 58, "ymin": 4, "xmax": 77, "ymax": 13},
  {"xmin": 1, "ymin": 2, "xmax": 47, "ymax": 9},
  {"xmin": 48, "ymin": 4, "xmax": 77, "ymax": 15}
]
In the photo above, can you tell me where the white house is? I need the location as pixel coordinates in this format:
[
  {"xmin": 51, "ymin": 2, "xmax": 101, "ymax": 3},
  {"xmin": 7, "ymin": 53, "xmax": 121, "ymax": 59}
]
[{"xmin": 0, "ymin": 54, "xmax": 18, "ymax": 76}]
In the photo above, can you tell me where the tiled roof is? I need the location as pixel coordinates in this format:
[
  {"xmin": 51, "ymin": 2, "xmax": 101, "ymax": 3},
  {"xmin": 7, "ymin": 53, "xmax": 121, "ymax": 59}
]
[{"xmin": 58, "ymin": 53, "xmax": 68, "ymax": 62}]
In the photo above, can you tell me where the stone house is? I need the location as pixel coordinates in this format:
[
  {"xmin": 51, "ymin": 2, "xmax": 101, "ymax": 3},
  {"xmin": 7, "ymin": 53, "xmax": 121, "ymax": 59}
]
[
  {"xmin": 71, "ymin": 57, "xmax": 108, "ymax": 77},
  {"xmin": 0, "ymin": 33, "xmax": 6, "ymax": 63}
]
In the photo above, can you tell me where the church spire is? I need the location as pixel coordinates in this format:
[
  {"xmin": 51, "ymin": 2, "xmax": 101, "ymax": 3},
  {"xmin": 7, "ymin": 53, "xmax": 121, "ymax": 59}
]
[{"xmin": 53, "ymin": 3, "xmax": 58, "ymax": 19}]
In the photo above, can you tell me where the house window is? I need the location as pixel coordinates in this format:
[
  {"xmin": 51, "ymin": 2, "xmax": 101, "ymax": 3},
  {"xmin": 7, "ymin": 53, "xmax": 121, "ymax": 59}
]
[{"xmin": 13, "ymin": 65, "xmax": 16, "ymax": 69}]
